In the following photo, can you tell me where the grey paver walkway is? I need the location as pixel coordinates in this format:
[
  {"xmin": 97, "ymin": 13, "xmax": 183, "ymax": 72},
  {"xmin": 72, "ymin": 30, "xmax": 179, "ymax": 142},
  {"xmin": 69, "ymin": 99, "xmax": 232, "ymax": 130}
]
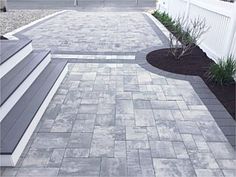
[
  {"xmin": 19, "ymin": 11, "xmax": 163, "ymax": 53},
  {"xmin": 2, "ymin": 63, "xmax": 236, "ymax": 177},
  {"xmin": 2, "ymin": 11, "xmax": 236, "ymax": 177}
]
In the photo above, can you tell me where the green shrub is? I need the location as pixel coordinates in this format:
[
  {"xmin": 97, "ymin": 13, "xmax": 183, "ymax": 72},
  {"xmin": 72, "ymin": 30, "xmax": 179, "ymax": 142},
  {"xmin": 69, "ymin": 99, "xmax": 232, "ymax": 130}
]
[
  {"xmin": 208, "ymin": 56, "xmax": 236, "ymax": 85},
  {"xmin": 153, "ymin": 11, "xmax": 175, "ymax": 30},
  {"xmin": 153, "ymin": 11, "xmax": 209, "ymax": 60}
]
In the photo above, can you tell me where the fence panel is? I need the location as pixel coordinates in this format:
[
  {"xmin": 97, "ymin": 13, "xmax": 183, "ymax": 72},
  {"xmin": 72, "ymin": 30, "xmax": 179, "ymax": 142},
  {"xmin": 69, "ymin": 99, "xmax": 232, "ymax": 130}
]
[
  {"xmin": 188, "ymin": 2, "xmax": 232, "ymax": 59},
  {"xmin": 230, "ymin": 33, "xmax": 236, "ymax": 57},
  {"xmin": 167, "ymin": 0, "xmax": 187, "ymax": 19},
  {"xmin": 157, "ymin": 0, "xmax": 236, "ymax": 60}
]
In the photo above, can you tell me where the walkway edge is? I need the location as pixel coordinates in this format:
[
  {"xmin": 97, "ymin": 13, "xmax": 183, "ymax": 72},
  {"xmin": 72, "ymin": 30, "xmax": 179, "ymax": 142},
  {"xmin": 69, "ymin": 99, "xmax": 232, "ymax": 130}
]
[
  {"xmin": 3, "ymin": 10, "xmax": 68, "ymax": 40},
  {"xmin": 144, "ymin": 12, "xmax": 170, "ymax": 39}
]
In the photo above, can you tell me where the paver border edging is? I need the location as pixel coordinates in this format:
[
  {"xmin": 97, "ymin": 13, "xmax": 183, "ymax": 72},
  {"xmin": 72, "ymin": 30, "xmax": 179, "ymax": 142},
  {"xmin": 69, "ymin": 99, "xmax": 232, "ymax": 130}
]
[
  {"xmin": 138, "ymin": 13, "xmax": 201, "ymax": 81},
  {"xmin": 142, "ymin": 13, "xmax": 170, "ymax": 47},
  {"xmin": 138, "ymin": 12, "xmax": 236, "ymax": 149},
  {"xmin": 137, "ymin": 47, "xmax": 236, "ymax": 149}
]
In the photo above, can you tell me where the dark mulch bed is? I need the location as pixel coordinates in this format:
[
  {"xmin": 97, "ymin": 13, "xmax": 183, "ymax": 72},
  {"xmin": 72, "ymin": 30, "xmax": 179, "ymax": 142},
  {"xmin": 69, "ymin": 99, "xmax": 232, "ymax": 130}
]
[{"xmin": 147, "ymin": 47, "xmax": 235, "ymax": 119}]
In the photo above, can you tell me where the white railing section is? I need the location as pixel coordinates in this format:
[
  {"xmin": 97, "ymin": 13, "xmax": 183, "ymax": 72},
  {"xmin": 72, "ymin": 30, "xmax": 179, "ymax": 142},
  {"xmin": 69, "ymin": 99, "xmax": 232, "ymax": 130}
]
[
  {"xmin": 157, "ymin": 0, "xmax": 236, "ymax": 60},
  {"xmin": 168, "ymin": 0, "xmax": 187, "ymax": 18},
  {"xmin": 231, "ymin": 33, "xmax": 236, "ymax": 56}
]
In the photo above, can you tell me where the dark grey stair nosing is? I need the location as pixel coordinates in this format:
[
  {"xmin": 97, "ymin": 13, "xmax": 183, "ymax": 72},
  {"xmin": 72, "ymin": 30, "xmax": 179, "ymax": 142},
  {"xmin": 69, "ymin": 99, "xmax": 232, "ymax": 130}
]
[
  {"xmin": 220, "ymin": 126, "xmax": 236, "ymax": 136},
  {"xmin": 215, "ymin": 118, "xmax": 236, "ymax": 127},
  {"xmin": 226, "ymin": 136, "xmax": 236, "ymax": 146},
  {"xmin": 0, "ymin": 39, "xmax": 32, "ymax": 65},
  {"xmin": 1, "ymin": 41, "xmax": 19, "ymax": 54},
  {"xmin": 0, "ymin": 50, "xmax": 51, "ymax": 106},
  {"xmin": 0, "ymin": 60, "xmax": 67, "ymax": 154},
  {"xmin": 0, "ymin": 62, "xmax": 54, "ymax": 144}
]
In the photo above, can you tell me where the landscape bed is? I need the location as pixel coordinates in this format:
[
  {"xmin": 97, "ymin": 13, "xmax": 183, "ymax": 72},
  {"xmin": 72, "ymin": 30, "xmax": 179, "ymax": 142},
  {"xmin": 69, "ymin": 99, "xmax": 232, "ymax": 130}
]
[
  {"xmin": 149, "ymin": 10, "xmax": 236, "ymax": 119},
  {"xmin": 147, "ymin": 47, "xmax": 235, "ymax": 118}
]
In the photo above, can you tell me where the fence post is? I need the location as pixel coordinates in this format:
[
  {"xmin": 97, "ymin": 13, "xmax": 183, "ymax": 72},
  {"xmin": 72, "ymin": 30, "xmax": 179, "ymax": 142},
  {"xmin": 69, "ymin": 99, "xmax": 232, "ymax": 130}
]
[
  {"xmin": 74, "ymin": 0, "xmax": 78, "ymax": 6},
  {"xmin": 224, "ymin": 3, "xmax": 236, "ymax": 58},
  {"xmin": 184, "ymin": 0, "xmax": 191, "ymax": 20},
  {"xmin": 167, "ymin": 0, "xmax": 170, "ymax": 14}
]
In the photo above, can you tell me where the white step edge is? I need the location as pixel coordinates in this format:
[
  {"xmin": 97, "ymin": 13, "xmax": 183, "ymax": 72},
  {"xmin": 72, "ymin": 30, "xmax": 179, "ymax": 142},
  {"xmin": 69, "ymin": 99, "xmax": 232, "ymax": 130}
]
[
  {"xmin": 0, "ymin": 54, "xmax": 51, "ymax": 122},
  {"xmin": 0, "ymin": 64, "xmax": 68, "ymax": 166},
  {"xmin": 0, "ymin": 43, "xmax": 33, "ymax": 79}
]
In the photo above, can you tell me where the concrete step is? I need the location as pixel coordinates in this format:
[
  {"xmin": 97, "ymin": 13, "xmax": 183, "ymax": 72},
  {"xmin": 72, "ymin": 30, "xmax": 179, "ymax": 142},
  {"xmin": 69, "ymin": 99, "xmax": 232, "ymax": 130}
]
[
  {"xmin": 0, "ymin": 39, "xmax": 33, "ymax": 79},
  {"xmin": 0, "ymin": 60, "xmax": 68, "ymax": 166}
]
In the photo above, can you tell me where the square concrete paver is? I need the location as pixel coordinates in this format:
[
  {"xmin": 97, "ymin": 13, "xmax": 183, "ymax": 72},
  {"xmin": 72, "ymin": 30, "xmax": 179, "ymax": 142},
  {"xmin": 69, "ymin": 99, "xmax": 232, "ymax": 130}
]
[
  {"xmin": 59, "ymin": 158, "xmax": 101, "ymax": 176},
  {"xmin": 153, "ymin": 158, "xmax": 197, "ymax": 177}
]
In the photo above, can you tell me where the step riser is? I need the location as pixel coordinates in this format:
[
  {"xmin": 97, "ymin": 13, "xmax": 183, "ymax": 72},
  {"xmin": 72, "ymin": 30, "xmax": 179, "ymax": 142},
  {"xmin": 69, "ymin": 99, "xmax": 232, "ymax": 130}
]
[
  {"xmin": 0, "ymin": 64, "xmax": 68, "ymax": 166},
  {"xmin": 0, "ymin": 43, "xmax": 33, "ymax": 79},
  {"xmin": 0, "ymin": 54, "xmax": 51, "ymax": 122}
]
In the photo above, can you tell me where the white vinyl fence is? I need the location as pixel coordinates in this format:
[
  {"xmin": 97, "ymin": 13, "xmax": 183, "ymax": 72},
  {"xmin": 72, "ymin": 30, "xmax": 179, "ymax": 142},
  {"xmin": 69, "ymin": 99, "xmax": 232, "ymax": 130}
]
[{"xmin": 156, "ymin": 0, "xmax": 236, "ymax": 61}]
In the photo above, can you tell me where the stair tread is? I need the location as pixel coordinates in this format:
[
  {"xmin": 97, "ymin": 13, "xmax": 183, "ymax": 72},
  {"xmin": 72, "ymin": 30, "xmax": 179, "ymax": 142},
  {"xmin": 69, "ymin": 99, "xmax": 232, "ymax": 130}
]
[
  {"xmin": 0, "ymin": 39, "xmax": 32, "ymax": 64},
  {"xmin": 0, "ymin": 50, "xmax": 50, "ymax": 106},
  {"xmin": 0, "ymin": 60, "xmax": 67, "ymax": 154}
]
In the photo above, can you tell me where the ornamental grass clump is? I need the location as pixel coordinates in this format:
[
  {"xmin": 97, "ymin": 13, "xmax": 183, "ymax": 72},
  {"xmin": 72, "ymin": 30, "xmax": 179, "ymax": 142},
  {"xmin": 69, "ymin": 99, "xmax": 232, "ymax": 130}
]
[{"xmin": 207, "ymin": 56, "xmax": 236, "ymax": 85}]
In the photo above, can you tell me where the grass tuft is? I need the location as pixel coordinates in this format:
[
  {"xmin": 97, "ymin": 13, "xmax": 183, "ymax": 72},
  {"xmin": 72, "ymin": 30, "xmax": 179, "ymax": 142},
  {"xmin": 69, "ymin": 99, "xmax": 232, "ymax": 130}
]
[{"xmin": 207, "ymin": 55, "xmax": 236, "ymax": 85}]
